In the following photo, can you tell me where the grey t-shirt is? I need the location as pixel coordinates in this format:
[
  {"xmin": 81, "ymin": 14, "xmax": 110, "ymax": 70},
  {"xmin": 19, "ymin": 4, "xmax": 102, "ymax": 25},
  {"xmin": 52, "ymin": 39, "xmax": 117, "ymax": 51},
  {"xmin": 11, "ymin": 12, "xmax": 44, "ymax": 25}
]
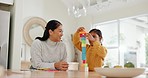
[{"xmin": 30, "ymin": 39, "xmax": 67, "ymax": 69}]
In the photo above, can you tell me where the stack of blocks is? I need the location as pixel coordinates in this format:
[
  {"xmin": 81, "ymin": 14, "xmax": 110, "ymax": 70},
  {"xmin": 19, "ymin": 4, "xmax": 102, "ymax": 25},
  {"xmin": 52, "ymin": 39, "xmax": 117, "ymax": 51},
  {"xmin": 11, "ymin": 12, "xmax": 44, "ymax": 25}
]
[{"xmin": 80, "ymin": 32, "xmax": 88, "ymax": 72}]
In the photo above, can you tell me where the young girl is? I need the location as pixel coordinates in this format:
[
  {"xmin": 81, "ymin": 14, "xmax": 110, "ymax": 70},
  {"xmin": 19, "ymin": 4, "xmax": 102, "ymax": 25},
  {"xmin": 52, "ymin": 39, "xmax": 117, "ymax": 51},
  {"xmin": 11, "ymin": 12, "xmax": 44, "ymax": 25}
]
[{"xmin": 73, "ymin": 27, "xmax": 107, "ymax": 71}]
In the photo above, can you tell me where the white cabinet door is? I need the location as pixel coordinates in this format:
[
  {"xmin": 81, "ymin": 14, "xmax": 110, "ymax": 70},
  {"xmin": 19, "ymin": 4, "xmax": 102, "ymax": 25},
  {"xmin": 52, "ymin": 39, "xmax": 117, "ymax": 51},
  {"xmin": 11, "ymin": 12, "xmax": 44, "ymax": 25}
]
[
  {"xmin": 0, "ymin": 0, "xmax": 13, "ymax": 5},
  {"xmin": 0, "ymin": 10, "xmax": 10, "ymax": 69}
]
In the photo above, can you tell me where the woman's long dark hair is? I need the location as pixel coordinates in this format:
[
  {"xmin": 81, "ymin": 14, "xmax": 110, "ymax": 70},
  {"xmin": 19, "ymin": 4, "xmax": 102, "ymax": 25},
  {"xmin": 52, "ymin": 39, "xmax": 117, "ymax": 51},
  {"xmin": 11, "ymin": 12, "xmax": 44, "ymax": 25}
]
[{"xmin": 35, "ymin": 20, "xmax": 62, "ymax": 41}]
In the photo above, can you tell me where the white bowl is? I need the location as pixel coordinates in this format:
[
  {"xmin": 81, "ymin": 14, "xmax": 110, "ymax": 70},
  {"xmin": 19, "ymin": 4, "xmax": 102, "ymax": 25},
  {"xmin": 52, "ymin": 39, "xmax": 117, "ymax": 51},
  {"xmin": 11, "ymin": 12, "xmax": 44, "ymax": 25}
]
[
  {"xmin": 68, "ymin": 62, "xmax": 79, "ymax": 71},
  {"xmin": 94, "ymin": 67, "xmax": 145, "ymax": 77}
]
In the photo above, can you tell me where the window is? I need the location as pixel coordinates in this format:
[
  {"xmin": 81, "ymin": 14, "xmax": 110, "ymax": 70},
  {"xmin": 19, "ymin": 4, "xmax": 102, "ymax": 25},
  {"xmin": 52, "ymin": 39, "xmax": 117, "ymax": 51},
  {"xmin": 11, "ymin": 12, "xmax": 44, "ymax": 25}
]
[{"xmin": 93, "ymin": 14, "xmax": 148, "ymax": 67}]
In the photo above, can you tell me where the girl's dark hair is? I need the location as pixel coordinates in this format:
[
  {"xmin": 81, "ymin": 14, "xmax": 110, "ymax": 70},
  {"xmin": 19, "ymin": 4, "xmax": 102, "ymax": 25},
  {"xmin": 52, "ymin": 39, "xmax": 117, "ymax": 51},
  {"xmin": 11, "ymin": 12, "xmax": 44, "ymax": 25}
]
[
  {"xmin": 35, "ymin": 20, "xmax": 62, "ymax": 41},
  {"xmin": 89, "ymin": 29, "xmax": 102, "ymax": 38}
]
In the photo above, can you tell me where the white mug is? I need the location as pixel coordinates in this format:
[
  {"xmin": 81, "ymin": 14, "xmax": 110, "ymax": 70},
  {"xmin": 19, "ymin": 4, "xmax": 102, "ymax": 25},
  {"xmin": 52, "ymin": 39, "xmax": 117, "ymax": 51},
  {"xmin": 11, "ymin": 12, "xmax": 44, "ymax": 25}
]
[{"xmin": 68, "ymin": 62, "xmax": 79, "ymax": 71}]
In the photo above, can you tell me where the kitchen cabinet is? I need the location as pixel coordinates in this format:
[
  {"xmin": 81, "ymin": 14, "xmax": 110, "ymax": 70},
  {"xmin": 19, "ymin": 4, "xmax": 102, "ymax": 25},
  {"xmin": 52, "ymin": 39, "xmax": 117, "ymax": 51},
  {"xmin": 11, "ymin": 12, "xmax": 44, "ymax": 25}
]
[
  {"xmin": 0, "ymin": 0, "xmax": 13, "ymax": 5},
  {"xmin": 0, "ymin": 10, "xmax": 10, "ymax": 69}
]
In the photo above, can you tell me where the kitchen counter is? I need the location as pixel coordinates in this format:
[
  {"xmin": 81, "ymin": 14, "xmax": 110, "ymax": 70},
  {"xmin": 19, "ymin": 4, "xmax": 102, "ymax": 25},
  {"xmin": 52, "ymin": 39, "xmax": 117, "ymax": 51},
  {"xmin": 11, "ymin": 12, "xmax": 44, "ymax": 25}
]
[{"xmin": 0, "ymin": 69, "xmax": 147, "ymax": 78}]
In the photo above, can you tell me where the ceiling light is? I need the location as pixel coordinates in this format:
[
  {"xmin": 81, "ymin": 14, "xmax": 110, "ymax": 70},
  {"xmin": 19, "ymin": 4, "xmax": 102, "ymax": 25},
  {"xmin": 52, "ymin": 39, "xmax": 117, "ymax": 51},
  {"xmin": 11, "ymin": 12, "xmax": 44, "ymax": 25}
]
[{"xmin": 62, "ymin": 0, "xmax": 129, "ymax": 18}]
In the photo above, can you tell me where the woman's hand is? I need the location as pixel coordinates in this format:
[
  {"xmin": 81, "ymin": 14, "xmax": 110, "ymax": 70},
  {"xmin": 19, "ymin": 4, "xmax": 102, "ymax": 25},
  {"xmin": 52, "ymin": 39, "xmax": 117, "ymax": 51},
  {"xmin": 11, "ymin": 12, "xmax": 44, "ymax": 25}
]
[
  {"xmin": 54, "ymin": 61, "xmax": 69, "ymax": 71},
  {"xmin": 76, "ymin": 27, "xmax": 86, "ymax": 33}
]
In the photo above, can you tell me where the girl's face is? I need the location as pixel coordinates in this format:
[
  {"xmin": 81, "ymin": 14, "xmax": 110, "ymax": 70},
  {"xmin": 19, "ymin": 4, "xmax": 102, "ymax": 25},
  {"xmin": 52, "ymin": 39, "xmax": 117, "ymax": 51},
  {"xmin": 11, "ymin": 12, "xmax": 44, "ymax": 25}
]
[
  {"xmin": 90, "ymin": 32, "xmax": 101, "ymax": 42},
  {"xmin": 49, "ymin": 25, "xmax": 63, "ymax": 42}
]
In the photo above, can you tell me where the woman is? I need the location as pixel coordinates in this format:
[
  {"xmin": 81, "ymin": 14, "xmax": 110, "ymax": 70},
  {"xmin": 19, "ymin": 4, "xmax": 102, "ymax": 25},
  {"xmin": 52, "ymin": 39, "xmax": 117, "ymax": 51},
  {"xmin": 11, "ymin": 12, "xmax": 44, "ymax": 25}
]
[
  {"xmin": 30, "ymin": 20, "xmax": 68, "ymax": 71},
  {"xmin": 73, "ymin": 27, "xmax": 107, "ymax": 71}
]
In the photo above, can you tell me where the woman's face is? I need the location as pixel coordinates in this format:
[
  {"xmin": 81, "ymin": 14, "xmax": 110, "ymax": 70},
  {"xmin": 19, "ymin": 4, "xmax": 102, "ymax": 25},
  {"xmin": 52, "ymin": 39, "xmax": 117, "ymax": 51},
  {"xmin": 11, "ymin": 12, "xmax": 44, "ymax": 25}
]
[{"xmin": 49, "ymin": 25, "xmax": 63, "ymax": 42}]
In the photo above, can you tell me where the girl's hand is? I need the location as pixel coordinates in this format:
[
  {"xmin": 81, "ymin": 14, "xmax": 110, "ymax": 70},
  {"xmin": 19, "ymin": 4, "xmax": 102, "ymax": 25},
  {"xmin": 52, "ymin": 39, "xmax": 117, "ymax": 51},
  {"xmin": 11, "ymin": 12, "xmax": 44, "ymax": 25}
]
[
  {"xmin": 86, "ymin": 33, "xmax": 95, "ymax": 43},
  {"xmin": 76, "ymin": 27, "xmax": 86, "ymax": 33}
]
